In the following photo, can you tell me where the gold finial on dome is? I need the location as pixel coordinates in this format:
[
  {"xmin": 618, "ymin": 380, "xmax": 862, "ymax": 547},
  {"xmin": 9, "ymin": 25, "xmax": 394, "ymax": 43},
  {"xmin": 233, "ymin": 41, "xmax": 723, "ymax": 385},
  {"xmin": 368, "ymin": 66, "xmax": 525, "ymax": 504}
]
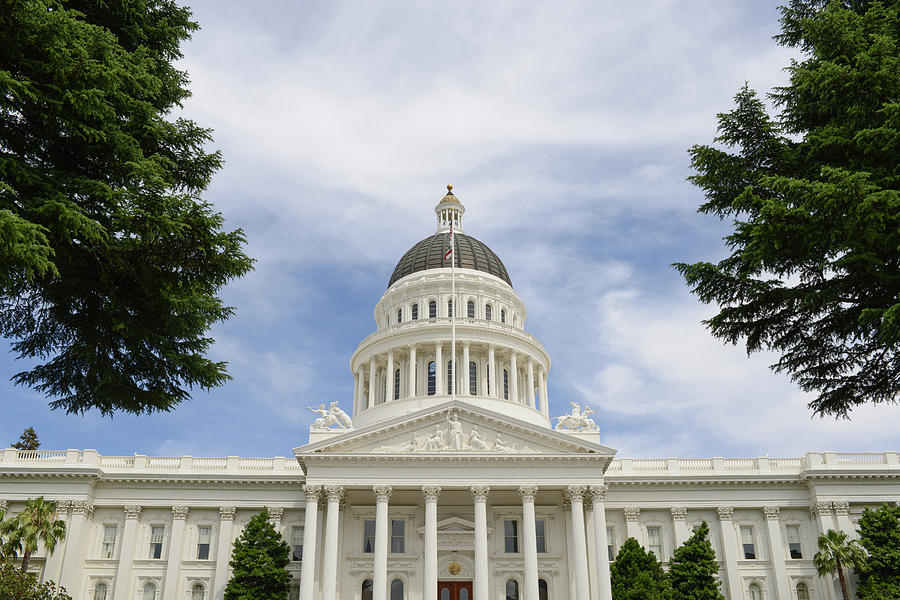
[{"xmin": 447, "ymin": 184, "xmax": 453, "ymax": 192}]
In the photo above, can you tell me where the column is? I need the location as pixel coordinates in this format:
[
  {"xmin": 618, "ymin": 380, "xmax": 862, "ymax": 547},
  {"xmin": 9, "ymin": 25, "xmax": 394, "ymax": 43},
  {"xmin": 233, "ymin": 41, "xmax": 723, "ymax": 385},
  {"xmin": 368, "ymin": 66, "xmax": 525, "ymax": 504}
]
[
  {"xmin": 471, "ymin": 486, "xmax": 490, "ymax": 600},
  {"xmin": 624, "ymin": 506, "xmax": 641, "ymax": 541},
  {"xmin": 716, "ymin": 506, "xmax": 742, "ymax": 600},
  {"xmin": 763, "ymin": 506, "xmax": 791, "ymax": 600},
  {"xmin": 833, "ymin": 502, "xmax": 854, "ymax": 537},
  {"xmin": 386, "ymin": 351, "xmax": 395, "ymax": 403},
  {"xmin": 112, "ymin": 505, "xmax": 140, "ymax": 600},
  {"xmin": 59, "ymin": 501, "xmax": 92, "ymax": 593},
  {"xmin": 810, "ymin": 502, "xmax": 837, "ymax": 600},
  {"xmin": 408, "ymin": 346, "xmax": 417, "ymax": 398},
  {"xmin": 589, "ymin": 486, "xmax": 612, "ymax": 600},
  {"xmin": 510, "ymin": 352, "xmax": 518, "ymax": 403},
  {"xmin": 43, "ymin": 501, "xmax": 69, "ymax": 585},
  {"xmin": 538, "ymin": 369, "xmax": 549, "ymax": 417},
  {"xmin": 368, "ymin": 358, "xmax": 377, "ymax": 408},
  {"xmin": 353, "ymin": 371, "xmax": 360, "ymax": 413},
  {"xmin": 563, "ymin": 497, "xmax": 577, "ymax": 595},
  {"xmin": 163, "ymin": 506, "xmax": 189, "ymax": 599},
  {"xmin": 300, "ymin": 486, "xmax": 320, "ymax": 600},
  {"xmin": 374, "ymin": 486, "xmax": 392, "ymax": 600},
  {"xmin": 671, "ymin": 507, "xmax": 690, "ymax": 546},
  {"xmin": 423, "ymin": 486, "xmax": 440, "ymax": 600},
  {"xmin": 527, "ymin": 359, "xmax": 536, "ymax": 408},
  {"xmin": 463, "ymin": 343, "xmax": 470, "ymax": 395},
  {"xmin": 488, "ymin": 346, "xmax": 496, "ymax": 398},
  {"xmin": 567, "ymin": 486, "xmax": 590, "ymax": 600},
  {"xmin": 213, "ymin": 506, "xmax": 236, "ymax": 600},
  {"xmin": 321, "ymin": 485, "xmax": 344, "ymax": 600},
  {"xmin": 519, "ymin": 486, "xmax": 539, "ymax": 600},
  {"xmin": 435, "ymin": 343, "xmax": 443, "ymax": 395}
]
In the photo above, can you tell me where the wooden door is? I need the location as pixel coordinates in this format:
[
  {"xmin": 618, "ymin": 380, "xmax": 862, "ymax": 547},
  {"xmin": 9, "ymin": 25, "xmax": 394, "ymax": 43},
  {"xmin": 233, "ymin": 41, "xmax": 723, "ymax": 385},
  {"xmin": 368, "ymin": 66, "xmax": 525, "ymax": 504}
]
[{"xmin": 438, "ymin": 581, "xmax": 473, "ymax": 600}]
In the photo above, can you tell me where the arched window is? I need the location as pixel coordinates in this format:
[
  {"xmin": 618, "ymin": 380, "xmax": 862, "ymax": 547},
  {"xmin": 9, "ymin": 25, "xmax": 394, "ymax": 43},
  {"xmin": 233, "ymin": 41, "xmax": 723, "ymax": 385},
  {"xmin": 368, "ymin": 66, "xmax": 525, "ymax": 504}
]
[
  {"xmin": 397, "ymin": 309, "xmax": 402, "ymax": 323},
  {"xmin": 748, "ymin": 583, "xmax": 763, "ymax": 600},
  {"xmin": 412, "ymin": 303, "xmax": 418, "ymax": 320},
  {"xmin": 448, "ymin": 298, "xmax": 453, "ymax": 317},
  {"xmin": 485, "ymin": 304, "xmax": 492, "ymax": 320},
  {"xmin": 142, "ymin": 583, "xmax": 157, "ymax": 600},
  {"xmin": 501, "ymin": 308, "xmax": 507, "ymax": 323},
  {"xmin": 191, "ymin": 584, "xmax": 204, "ymax": 600},
  {"xmin": 390, "ymin": 579, "xmax": 403, "ymax": 600},
  {"xmin": 394, "ymin": 369, "xmax": 400, "ymax": 400},
  {"xmin": 93, "ymin": 582, "xmax": 108, "ymax": 600},
  {"xmin": 505, "ymin": 579, "xmax": 519, "ymax": 600},
  {"xmin": 427, "ymin": 361, "xmax": 436, "ymax": 396},
  {"xmin": 796, "ymin": 583, "xmax": 809, "ymax": 600},
  {"xmin": 469, "ymin": 361, "xmax": 477, "ymax": 395},
  {"xmin": 362, "ymin": 579, "xmax": 373, "ymax": 600},
  {"xmin": 467, "ymin": 300, "xmax": 475, "ymax": 318},
  {"xmin": 441, "ymin": 588, "xmax": 450, "ymax": 600},
  {"xmin": 428, "ymin": 300, "xmax": 437, "ymax": 319},
  {"xmin": 503, "ymin": 369, "xmax": 509, "ymax": 400},
  {"xmin": 538, "ymin": 579, "xmax": 549, "ymax": 600},
  {"xmin": 447, "ymin": 361, "xmax": 454, "ymax": 394},
  {"xmin": 460, "ymin": 588, "xmax": 469, "ymax": 600}
]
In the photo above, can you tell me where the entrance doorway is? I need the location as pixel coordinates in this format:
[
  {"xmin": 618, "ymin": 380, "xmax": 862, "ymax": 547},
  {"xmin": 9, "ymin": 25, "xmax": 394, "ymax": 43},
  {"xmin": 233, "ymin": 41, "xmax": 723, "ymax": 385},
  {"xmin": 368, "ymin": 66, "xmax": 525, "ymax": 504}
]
[{"xmin": 438, "ymin": 581, "xmax": 473, "ymax": 600}]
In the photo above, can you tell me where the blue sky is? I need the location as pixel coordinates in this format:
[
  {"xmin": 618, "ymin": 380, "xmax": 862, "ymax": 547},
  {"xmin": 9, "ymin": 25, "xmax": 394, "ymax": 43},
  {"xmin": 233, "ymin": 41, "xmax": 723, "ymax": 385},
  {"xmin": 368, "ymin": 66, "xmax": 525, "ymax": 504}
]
[{"xmin": 3, "ymin": 0, "xmax": 899, "ymax": 459}]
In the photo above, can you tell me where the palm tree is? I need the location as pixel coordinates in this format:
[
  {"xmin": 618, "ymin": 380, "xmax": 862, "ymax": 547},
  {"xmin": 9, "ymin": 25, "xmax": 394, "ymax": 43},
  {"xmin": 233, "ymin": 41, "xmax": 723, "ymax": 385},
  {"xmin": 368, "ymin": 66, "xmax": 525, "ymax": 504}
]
[
  {"xmin": 0, "ymin": 496, "xmax": 67, "ymax": 572},
  {"xmin": 813, "ymin": 529, "xmax": 867, "ymax": 600}
]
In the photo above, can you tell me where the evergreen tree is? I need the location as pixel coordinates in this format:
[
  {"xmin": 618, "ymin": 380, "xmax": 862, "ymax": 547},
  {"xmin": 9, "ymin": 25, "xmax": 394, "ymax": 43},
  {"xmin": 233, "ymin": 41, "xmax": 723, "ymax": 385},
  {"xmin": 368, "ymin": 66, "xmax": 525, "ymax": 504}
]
[
  {"xmin": 676, "ymin": 0, "xmax": 900, "ymax": 417},
  {"xmin": 224, "ymin": 509, "xmax": 291, "ymax": 600},
  {"xmin": 611, "ymin": 537, "xmax": 674, "ymax": 600},
  {"xmin": 856, "ymin": 503, "xmax": 900, "ymax": 600},
  {"xmin": 669, "ymin": 522, "xmax": 725, "ymax": 600},
  {"xmin": 11, "ymin": 427, "xmax": 40, "ymax": 451}
]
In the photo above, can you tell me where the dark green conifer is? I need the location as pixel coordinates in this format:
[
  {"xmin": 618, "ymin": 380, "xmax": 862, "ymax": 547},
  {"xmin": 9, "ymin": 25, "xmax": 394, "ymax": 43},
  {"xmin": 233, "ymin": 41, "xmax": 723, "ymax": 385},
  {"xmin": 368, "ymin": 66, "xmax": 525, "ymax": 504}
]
[
  {"xmin": 11, "ymin": 427, "xmax": 40, "ymax": 451},
  {"xmin": 223, "ymin": 510, "xmax": 291, "ymax": 600},
  {"xmin": 669, "ymin": 521, "xmax": 725, "ymax": 600},
  {"xmin": 856, "ymin": 503, "xmax": 900, "ymax": 600},
  {"xmin": 611, "ymin": 537, "xmax": 674, "ymax": 600}
]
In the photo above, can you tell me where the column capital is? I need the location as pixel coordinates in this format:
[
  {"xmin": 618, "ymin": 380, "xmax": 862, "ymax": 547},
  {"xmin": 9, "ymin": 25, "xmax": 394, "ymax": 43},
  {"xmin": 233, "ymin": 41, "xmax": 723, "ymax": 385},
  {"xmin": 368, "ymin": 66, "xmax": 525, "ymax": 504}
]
[
  {"xmin": 716, "ymin": 506, "xmax": 734, "ymax": 521},
  {"xmin": 303, "ymin": 484, "xmax": 322, "ymax": 498},
  {"xmin": 470, "ymin": 485, "xmax": 490, "ymax": 502},
  {"xmin": 325, "ymin": 485, "xmax": 344, "ymax": 502},
  {"xmin": 762, "ymin": 505, "xmax": 781, "ymax": 520},
  {"xmin": 373, "ymin": 485, "xmax": 393, "ymax": 503},
  {"xmin": 518, "ymin": 485, "xmax": 538, "ymax": 502},
  {"xmin": 219, "ymin": 506, "xmax": 236, "ymax": 521},
  {"xmin": 588, "ymin": 485, "xmax": 608, "ymax": 502},
  {"xmin": 833, "ymin": 501, "xmax": 850, "ymax": 516},
  {"xmin": 565, "ymin": 485, "xmax": 586, "ymax": 502},
  {"xmin": 670, "ymin": 506, "xmax": 687, "ymax": 521},
  {"xmin": 172, "ymin": 506, "xmax": 190, "ymax": 520},
  {"xmin": 422, "ymin": 486, "xmax": 441, "ymax": 502},
  {"xmin": 122, "ymin": 504, "xmax": 140, "ymax": 519},
  {"xmin": 624, "ymin": 506, "xmax": 640, "ymax": 522},
  {"xmin": 267, "ymin": 506, "xmax": 284, "ymax": 525},
  {"xmin": 810, "ymin": 501, "xmax": 833, "ymax": 517}
]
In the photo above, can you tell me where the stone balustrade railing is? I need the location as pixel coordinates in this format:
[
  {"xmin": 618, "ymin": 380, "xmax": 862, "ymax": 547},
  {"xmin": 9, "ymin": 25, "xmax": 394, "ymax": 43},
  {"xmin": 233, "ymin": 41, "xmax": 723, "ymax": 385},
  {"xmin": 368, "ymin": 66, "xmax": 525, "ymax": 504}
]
[{"xmin": 605, "ymin": 452, "xmax": 899, "ymax": 476}]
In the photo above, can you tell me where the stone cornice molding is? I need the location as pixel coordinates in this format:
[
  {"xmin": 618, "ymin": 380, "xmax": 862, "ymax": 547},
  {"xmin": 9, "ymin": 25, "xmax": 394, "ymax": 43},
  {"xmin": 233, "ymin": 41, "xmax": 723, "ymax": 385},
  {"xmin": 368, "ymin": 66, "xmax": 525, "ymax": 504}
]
[
  {"xmin": 588, "ymin": 485, "xmax": 608, "ymax": 503},
  {"xmin": 670, "ymin": 507, "xmax": 687, "ymax": 520},
  {"xmin": 623, "ymin": 506, "xmax": 640, "ymax": 522},
  {"xmin": 762, "ymin": 506, "xmax": 780, "ymax": 520},
  {"xmin": 833, "ymin": 501, "xmax": 850, "ymax": 516},
  {"xmin": 172, "ymin": 506, "xmax": 189, "ymax": 520},
  {"xmin": 470, "ymin": 485, "xmax": 490, "ymax": 502},
  {"xmin": 219, "ymin": 506, "xmax": 236, "ymax": 521},
  {"xmin": 324, "ymin": 485, "xmax": 344, "ymax": 502},
  {"xmin": 518, "ymin": 485, "xmax": 538, "ymax": 502},
  {"xmin": 422, "ymin": 486, "xmax": 441, "ymax": 502},
  {"xmin": 565, "ymin": 485, "xmax": 586, "ymax": 503},
  {"xmin": 716, "ymin": 506, "xmax": 733, "ymax": 521},
  {"xmin": 373, "ymin": 485, "xmax": 393, "ymax": 503}
]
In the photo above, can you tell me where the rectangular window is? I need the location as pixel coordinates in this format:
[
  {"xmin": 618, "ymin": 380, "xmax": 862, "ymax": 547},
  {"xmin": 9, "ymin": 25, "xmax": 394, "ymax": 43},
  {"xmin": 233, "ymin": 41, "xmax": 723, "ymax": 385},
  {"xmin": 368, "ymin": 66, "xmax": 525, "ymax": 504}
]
[
  {"xmin": 535, "ymin": 519, "xmax": 546, "ymax": 553},
  {"xmin": 394, "ymin": 369, "xmax": 400, "ymax": 400},
  {"xmin": 102, "ymin": 525, "xmax": 117, "ymax": 558},
  {"xmin": 412, "ymin": 304, "xmax": 418, "ymax": 320},
  {"xmin": 149, "ymin": 526, "xmax": 164, "ymax": 559},
  {"xmin": 647, "ymin": 526, "xmax": 663, "ymax": 559},
  {"xmin": 504, "ymin": 519, "xmax": 519, "ymax": 553},
  {"xmin": 197, "ymin": 526, "xmax": 211, "ymax": 560},
  {"xmin": 786, "ymin": 525, "xmax": 802, "ymax": 559},
  {"xmin": 607, "ymin": 526, "xmax": 616, "ymax": 561},
  {"xmin": 391, "ymin": 519, "xmax": 405, "ymax": 553},
  {"xmin": 363, "ymin": 519, "xmax": 376, "ymax": 553},
  {"xmin": 291, "ymin": 526, "xmax": 303, "ymax": 561},
  {"xmin": 741, "ymin": 525, "xmax": 756, "ymax": 559}
]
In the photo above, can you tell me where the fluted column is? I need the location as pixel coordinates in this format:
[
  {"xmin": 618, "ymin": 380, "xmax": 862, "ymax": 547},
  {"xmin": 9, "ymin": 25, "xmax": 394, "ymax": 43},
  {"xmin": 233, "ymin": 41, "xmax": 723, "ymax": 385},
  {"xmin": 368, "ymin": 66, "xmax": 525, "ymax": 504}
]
[
  {"xmin": 527, "ymin": 359, "xmax": 536, "ymax": 408},
  {"xmin": 300, "ymin": 486, "xmax": 320, "ymax": 600},
  {"xmin": 374, "ymin": 486, "xmax": 392, "ymax": 600},
  {"xmin": 538, "ymin": 369, "xmax": 549, "ymax": 417},
  {"xmin": 810, "ymin": 502, "xmax": 838, "ymax": 600},
  {"xmin": 567, "ymin": 486, "xmax": 590, "ymax": 600},
  {"xmin": 112, "ymin": 505, "xmax": 140, "ymax": 600},
  {"xmin": 435, "ymin": 343, "xmax": 443, "ymax": 395},
  {"xmin": 463, "ymin": 342, "xmax": 470, "ymax": 395},
  {"xmin": 408, "ymin": 346, "xmax": 417, "ymax": 398},
  {"xmin": 423, "ymin": 486, "xmax": 441, "ymax": 600},
  {"xmin": 386, "ymin": 351, "xmax": 394, "ymax": 403},
  {"xmin": 43, "ymin": 501, "xmax": 69, "ymax": 585},
  {"xmin": 717, "ymin": 506, "xmax": 742, "ymax": 600},
  {"xmin": 368, "ymin": 358, "xmax": 377, "ymax": 408},
  {"xmin": 624, "ymin": 506, "xmax": 640, "ymax": 540},
  {"xmin": 519, "ymin": 486, "xmax": 540, "ymax": 600},
  {"xmin": 488, "ymin": 346, "xmax": 497, "ymax": 398},
  {"xmin": 472, "ymin": 486, "xmax": 490, "ymax": 600},
  {"xmin": 163, "ymin": 506, "xmax": 189, "ymax": 599},
  {"xmin": 671, "ymin": 507, "xmax": 689, "ymax": 546},
  {"xmin": 59, "ymin": 501, "xmax": 92, "ymax": 593},
  {"xmin": 510, "ymin": 352, "xmax": 518, "ymax": 403},
  {"xmin": 763, "ymin": 506, "xmax": 791, "ymax": 600},
  {"xmin": 321, "ymin": 485, "xmax": 344, "ymax": 600},
  {"xmin": 590, "ymin": 486, "xmax": 612, "ymax": 600},
  {"xmin": 353, "ymin": 371, "xmax": 360, "ymax": 413},
  {"xmin": 213, "ymin": 506, "xmax": 236, "ymax": 600}
]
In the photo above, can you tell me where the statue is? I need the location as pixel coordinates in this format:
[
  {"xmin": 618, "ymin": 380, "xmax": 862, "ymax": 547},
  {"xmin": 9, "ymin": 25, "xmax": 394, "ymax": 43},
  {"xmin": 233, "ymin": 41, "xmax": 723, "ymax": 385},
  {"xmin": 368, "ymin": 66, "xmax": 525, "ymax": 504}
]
[
  {"xmin": 330, "ymin": 401, "xmax": 353, "ymax": 428},
  {"xmin": 424, "ymin": 425, "xmax": 445, "ymax": 451},
  {"xmin": 308, "ymin": 402, "xmax": 352, "ymax": 430},
  {"xmin": 465, "ymin": 426, "xmax": 489, "ymax": 451},
  {"xmin": 401, "ymin": 432, "xmax": 422, "ymax": 452},
  {"xmin": 552, "ymin": 401, "xmax": 598, "ymax": 431},
  {"xmin": 447, "ymin": 411, "xmax": 463, "ymax": 450},
  {"xmin": 493, "ymin": 435, "xmax": 518, "ymax": 453}
]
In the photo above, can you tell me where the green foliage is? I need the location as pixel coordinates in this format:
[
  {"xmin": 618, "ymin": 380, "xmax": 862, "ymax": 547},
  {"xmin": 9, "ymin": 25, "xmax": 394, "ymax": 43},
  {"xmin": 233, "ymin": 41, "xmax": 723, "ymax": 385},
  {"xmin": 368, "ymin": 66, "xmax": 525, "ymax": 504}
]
[
  {"xmin": 0, "ymin": 564, "xmax": 71, "ymax": 600},
  {"xmin": 0, "ymin": 497, "xmax": 66, "ymax": 572},
  {"xmin": 669, "ymin": 522, "xmax": 725, "ymax": 600},
  {"xmin": 856, "ymin": 503, "xmax": 900, "ymax": 600},
  {"xmin": 676, "ymin": 0, "xmax": 900, "ymax": 417},
  {"xmin": 611, "ymin": 537, "xmax": 674, "ymax": 600},
  {"xmin": 11, "ymin": 427, "xmax": 40, "ymax": 450},
  {"xmin": 813, "ymin": 529, "xmax": 866, "ymax": 600},
  {"xmin": 224, "ymin": 510, "xmax": 292, "ymax": 600},
  {"xmin": 0, "ymin": 0, "xmax": 253, "ymax": 415}
]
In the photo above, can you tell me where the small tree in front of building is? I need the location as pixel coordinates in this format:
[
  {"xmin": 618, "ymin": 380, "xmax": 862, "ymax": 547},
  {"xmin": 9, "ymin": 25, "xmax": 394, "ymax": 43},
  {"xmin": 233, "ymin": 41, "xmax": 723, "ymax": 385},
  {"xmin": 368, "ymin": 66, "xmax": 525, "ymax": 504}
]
[
  {"xmin": 669, "ymin": 521, "xmax": 725, "ymax": 600},
  {"xmin": 0, "ymin": 564, "xmax": 71, "ymax": 600},
  {"xmin": 11, "ymin": 428, "xmax": 40, "ymax": 451},
  {"xmin": 814, "ymin": 529, "xmax": 866, "ymax": 600},
  {"xmin": 855, "ymin": 503, "xmax": 900, "ymax": 600},
  {"xmin": 611, "ymin": 537, "xmax": 674, "ymax": 600},
  {"xmin": 224, "ymin": 509, "xmax": 291, "ymax": 600}
]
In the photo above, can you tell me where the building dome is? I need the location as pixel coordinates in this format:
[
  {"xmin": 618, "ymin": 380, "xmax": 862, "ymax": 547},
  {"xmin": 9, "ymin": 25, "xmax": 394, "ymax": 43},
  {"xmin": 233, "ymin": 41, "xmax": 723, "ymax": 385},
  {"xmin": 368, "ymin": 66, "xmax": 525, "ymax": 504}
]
[{"xmin": 388, "ymin": 231, "xmax": 512, "ymax": 288}]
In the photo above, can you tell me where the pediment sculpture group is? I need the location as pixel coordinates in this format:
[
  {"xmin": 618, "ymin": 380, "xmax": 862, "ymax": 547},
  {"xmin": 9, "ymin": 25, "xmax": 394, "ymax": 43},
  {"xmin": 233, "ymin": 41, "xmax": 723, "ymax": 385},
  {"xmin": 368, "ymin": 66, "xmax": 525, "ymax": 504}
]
[{"xmin": 396, "ymin": 411, "xmax": 527, "ymax": 453}]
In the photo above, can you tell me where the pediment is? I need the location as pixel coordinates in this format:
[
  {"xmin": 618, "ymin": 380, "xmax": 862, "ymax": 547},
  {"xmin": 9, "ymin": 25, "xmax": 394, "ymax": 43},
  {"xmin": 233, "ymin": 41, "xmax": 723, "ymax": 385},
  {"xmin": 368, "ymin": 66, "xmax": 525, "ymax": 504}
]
[{"xmin": 293, "ymin": 400, "xmax": 616, "ymax": 461}]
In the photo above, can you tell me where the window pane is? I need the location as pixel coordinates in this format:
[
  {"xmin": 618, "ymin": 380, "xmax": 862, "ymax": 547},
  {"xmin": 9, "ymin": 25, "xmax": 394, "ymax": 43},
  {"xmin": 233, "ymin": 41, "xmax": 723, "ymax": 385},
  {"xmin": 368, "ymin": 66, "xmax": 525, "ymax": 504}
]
[
  {"xmin": 469, "ymin": 362, "xmax": 477, "ymax": 395},
  {"xmin": 93, "ymin": 583, "xmax": 108, "ymax": 600},
  {"xmin": 394, "ymin": 369, "xmax": 400, "ymax": 400},
  {"xmin": 390, "ymin": 579, "xmax": 403, "ymax": 600},
  {"xmin": 607, "ymin": 526, "xmax": 616, "ymax": 561},
  {"xmin": 150, "ymin": 526, "xmax": 164, "ymax": 559},
  {"xmin": 391, "ymin": 519, "xmax": 405, "ymax": 553},
  {"xmin": 363, "ymin": 520, "xmax": 376, "ymax": 553},
  {"xmin": 441, "ymin": 589, "xmax": 450, "ymax": 600},
  {"xmin": 786, "ymin": 524, "xmax": 803, "ymax": 559},
  {"xmin": 741, "ymin": 526, "xmax": 756, "ymax": 559},
  {"xmin": 501, "ymin": 309, "xmax": 506, "ymax": 323},
  {"xmin": 467, "ymin": 300, "xmax": 475, "ymax": 318},
  {"xmin": 412, "ymin": 304, "xmax": 418, "ymax": 320},
  {"xmin": 460, "ymin": 589, "xmax": 469, "ymax": 600},
  {"xmin": 535, "ymin": 519, "xmax": 546, "ymax": 553},
  {"xmin": 427, "ymin": 362, "xmax": 436, "ymax": 396},
  {"xmin": 362, "ymin": 579, "xmax": 373, "ymax": 600},
  {"xmin": 748, "ymin": 584, "xmax": 762, "ymax": 600},
  {"xmin": 429, "ymin": 301, "xmax": 436, "ymax": 318},
  {"xmin": 503, "ymin": 370, "xmax": 509, "ymax": 400},
  {"xmin": 102, "ymin": 525, "xmax": 117, "ymax": 558},
  {"xmin": 796, "ymin": 583, "xmax": 810, "ymax": 600},
  {"xmin": 397, "ymin": 309, "xmax": 402, "ymax": 323},
  {"xmin": 539, "ymin": 580, "xmax": 549, "ymax": 600},
  {"xmin": 648, "ymin": 526, "xmax": 662, "ymax": 558},
  {"xmin": 191, "ymin": 584, "xmax": 204, "ymax": 600},
  {"xmin": 143, "ymin": 583, "xmax": 157, "ymax": 600},
  {"xmin": 485, "ymin": 304, "xmax": 492, "ymax": 320},
  {"xmin": 447, "ymin": 361, "xmax": 454, "ymax": 394},
  {"xmin": 506, "ymin": 580, "xmax": 519, "ymax": 600},
  {"xmin": 504, "ymin": 520, "xmax": 519, "ymax": 553},
  {"xmin": 448, "ymin": 299, "xmax": 453, "ymax": 317}
]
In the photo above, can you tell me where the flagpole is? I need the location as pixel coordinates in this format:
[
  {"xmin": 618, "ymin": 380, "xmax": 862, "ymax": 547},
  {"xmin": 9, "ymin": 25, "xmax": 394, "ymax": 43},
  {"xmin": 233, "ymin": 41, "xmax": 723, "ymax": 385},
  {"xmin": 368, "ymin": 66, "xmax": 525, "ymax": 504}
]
[{"xmin": 450, "ymin": 219, "xmax": 456, "ymax": 402}]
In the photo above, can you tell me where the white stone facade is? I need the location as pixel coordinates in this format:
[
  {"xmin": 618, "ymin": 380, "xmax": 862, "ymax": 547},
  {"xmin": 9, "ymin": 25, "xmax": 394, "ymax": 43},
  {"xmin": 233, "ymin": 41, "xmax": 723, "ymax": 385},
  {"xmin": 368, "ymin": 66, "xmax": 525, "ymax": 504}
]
[{"xmin": 1, "ymin": 190, "xmax": 898, "ymax": 600}]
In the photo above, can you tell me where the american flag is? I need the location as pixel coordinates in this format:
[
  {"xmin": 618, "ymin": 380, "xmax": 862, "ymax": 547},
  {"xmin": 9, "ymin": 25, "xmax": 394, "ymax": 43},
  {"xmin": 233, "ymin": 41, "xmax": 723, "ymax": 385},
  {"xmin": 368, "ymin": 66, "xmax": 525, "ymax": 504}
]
[{"xmin": 444, "ymin": 223, "xmax": 453, "ymax": 261}]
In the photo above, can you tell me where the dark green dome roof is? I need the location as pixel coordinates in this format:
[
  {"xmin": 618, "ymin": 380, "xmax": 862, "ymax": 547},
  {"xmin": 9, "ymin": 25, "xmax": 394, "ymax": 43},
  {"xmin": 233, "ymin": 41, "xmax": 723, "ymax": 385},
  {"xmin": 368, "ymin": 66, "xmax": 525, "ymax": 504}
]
[{"xmin": 388, "ymin": 232, "xmax": 512, "ymax": 288}]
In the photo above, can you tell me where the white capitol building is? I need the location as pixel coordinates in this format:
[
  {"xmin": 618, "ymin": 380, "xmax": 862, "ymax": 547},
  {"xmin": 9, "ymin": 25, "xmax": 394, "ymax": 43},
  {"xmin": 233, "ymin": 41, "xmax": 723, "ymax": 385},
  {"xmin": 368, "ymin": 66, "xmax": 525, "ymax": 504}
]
[{"xmin": 1, "ymin": 188, "xmax": 899, "ymax": 600}]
